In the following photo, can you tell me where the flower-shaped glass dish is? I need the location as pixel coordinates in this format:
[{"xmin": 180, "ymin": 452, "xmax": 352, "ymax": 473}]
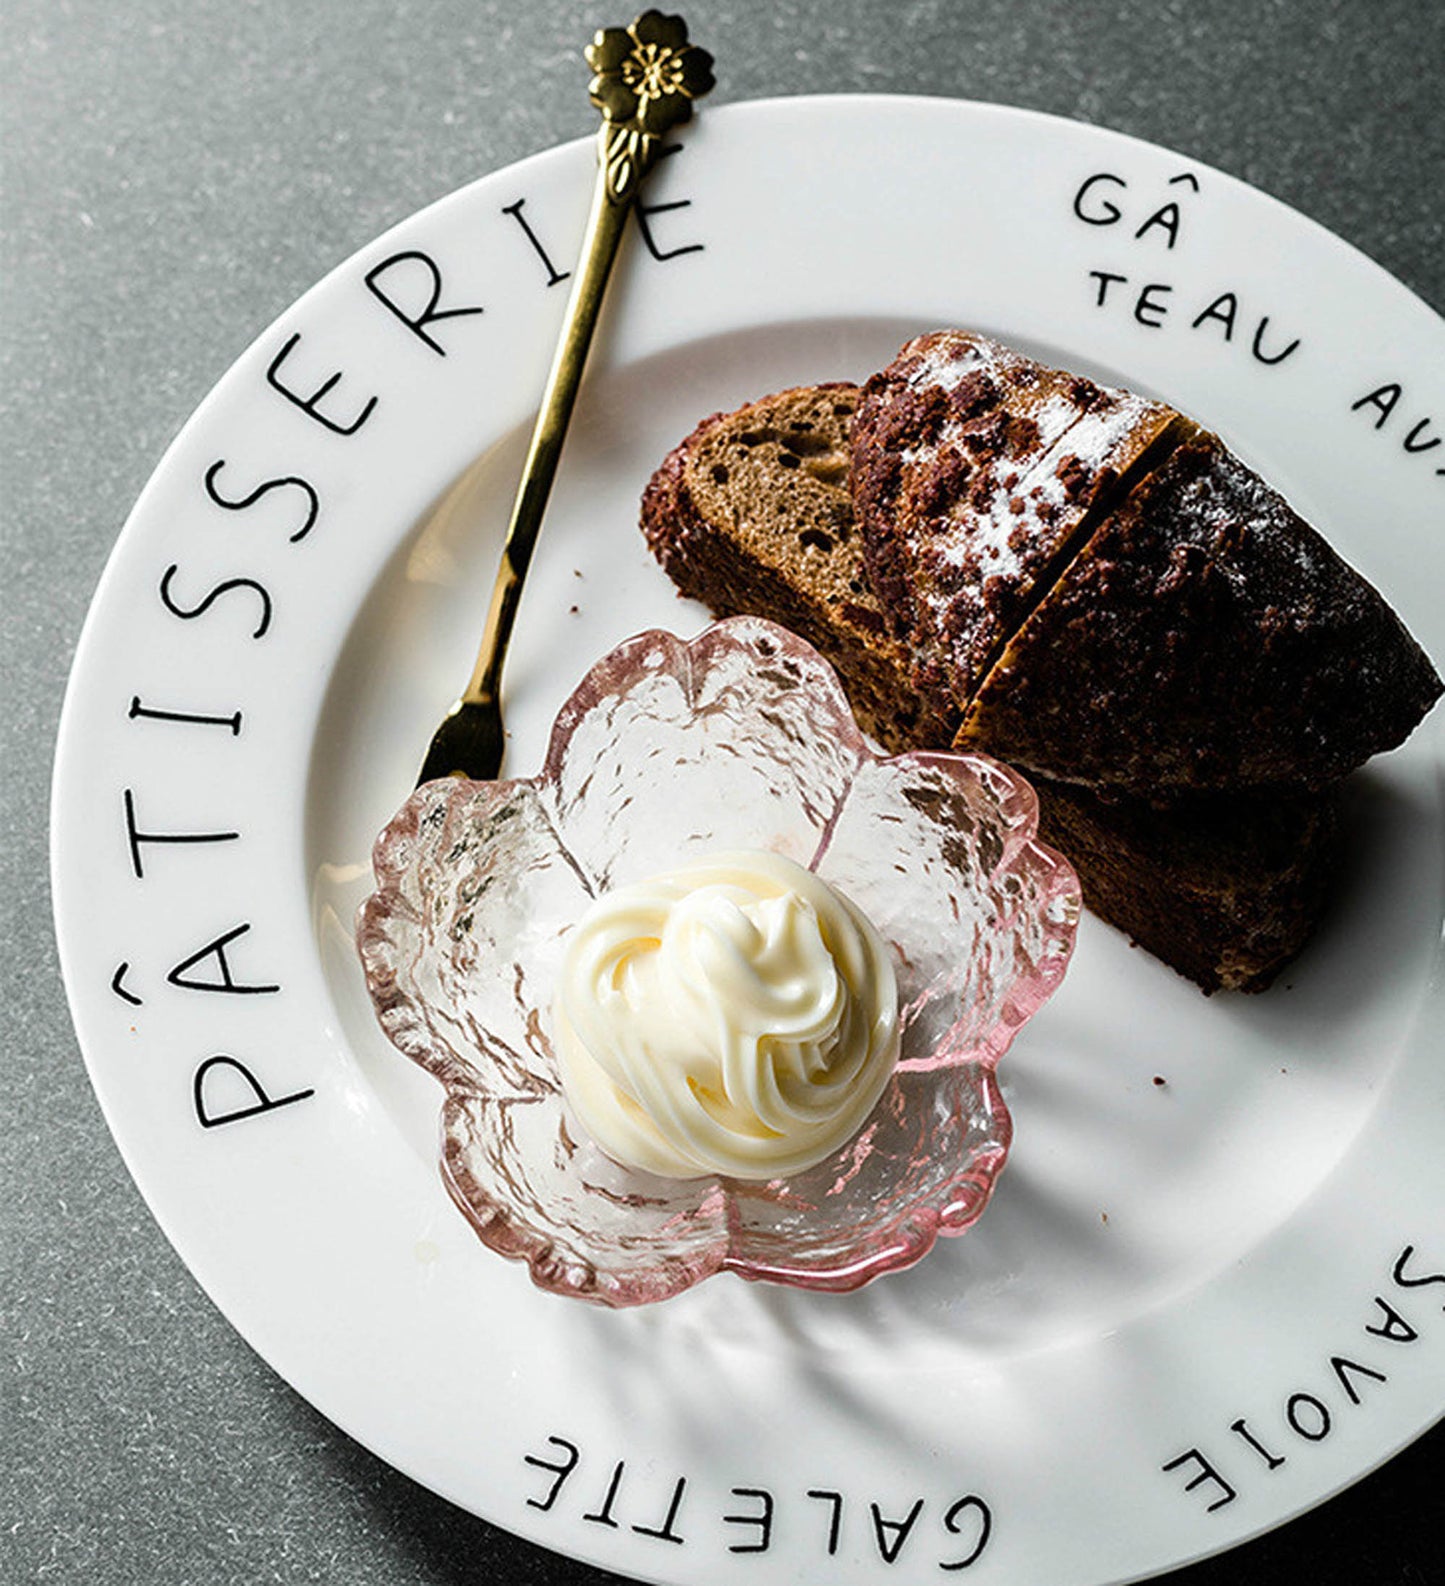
[{"xmin": 357, "ymin": 619, "xmax": 1080, "ymax": 1306}]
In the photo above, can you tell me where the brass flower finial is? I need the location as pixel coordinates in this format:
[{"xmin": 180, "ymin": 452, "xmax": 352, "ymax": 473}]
[{"xmin": 586, "ymin": 12, "xmax": 714, "ymax": 201}]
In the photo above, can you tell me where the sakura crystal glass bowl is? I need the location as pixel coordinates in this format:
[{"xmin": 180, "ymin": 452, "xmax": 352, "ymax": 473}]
[{"xmin": 357, "ymin": 618, "xmax": 1080, "ymax": 1305}]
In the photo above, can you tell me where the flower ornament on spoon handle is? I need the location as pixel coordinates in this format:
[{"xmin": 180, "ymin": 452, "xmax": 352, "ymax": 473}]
[{"xmin": 418, "ymin": 12, "xmax": 715, "ymax": 785}]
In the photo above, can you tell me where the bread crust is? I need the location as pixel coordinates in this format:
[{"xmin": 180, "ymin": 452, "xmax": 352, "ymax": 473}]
[{"xmin": 957, "ymin": 431, "xmax": 1444, "ymax": 792}]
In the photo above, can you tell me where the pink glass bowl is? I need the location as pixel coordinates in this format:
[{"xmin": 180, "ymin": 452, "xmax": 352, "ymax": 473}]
[{"xmin": 356, "ymin": 618, "xmax": 1080, "ymax": 1306}]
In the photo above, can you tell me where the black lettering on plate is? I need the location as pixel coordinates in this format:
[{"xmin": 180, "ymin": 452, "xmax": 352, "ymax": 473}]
[
  {"xmin": 1393, "ymin": 1245, "xmax": 1445, "ymax": 1301},
  {"xmin": 503, "ymin": 198, "xmax": 571, "ymax": 286},
  {"xmin": 1349, "ymin": 390, "xmax": 1445, "ymax": 474},
  {"xmin": 636, "ymin": 198, "xmax": 703, "ymax": 262},
  {"xmin": 724, "ymin": 1488, "xmax": 773, "ymax": 1554},
  {"xmin": 204, "ymin": 459, "xmax": 320, "ymax": 543},
  {"xmin": 1404, "ymin": 417, "xmax": 1441, "ymax": 454},
  {"xmin": 159, "ymin": 564, "xmax": 272, "ymax": 639},
  {"xmin": 364, "ymin": 250, "xmax": 484, "ymax": 356},
  {"xmin": 167, "ymin": 922, "xmax": 279, "ymax": 995},
  {"xmin": 1285, "ymin": 1392, "xmax": 1332, "ymax": 1441},
  {"xmin": 630, "ymin": 1476, "xmax": 686, "ymax": 1544},
  {"xmin": 1089, "ymin": 269, "xmax": 1128, "ymax": 307},
  {"xmin": 129, "ymin": 696, "xmax": 242, "ymax": 735},
  {"xmin": 1133, "ymin": 282, "xmax": 1172, "ymax": 328},
  {"xmin": 1192, "ymin": 291, "xmax": 1239, "ymax": 341},
  {"xmin": 1365, "ymin": 1295, "xmax": 1420, "ymax": 1343},
  {"xmin": 1161, "ymin": 1448, "xmax": 1237, "ymax": 1512},
  {"xmin": 1330, "ymin": 1355, "xmax": 1387, "ymax": 1406},
  {"xmin": 1250, "ymin": 316, "xmax": 1300, "ymax": 366},
  {"xmin": 110, "ymin": 962, "xmax": 143, "ymax": 1006},
  {"xmin": 1072, "ymin": 172, "xmax": 1127, "ymax": 226},
  {"xmin": 523, "ymin": 1435, "xmax": 579, "ymax": 1512},
  {"xmin": 1133, "ymin": 200, "xmax": 1181, "ymax": 249},
  {"xmin": 193, "ymin": 1053, "xmax": 314, "ymax": 1128},
  {"xmin": 1352, "ymin": 382, "xmax": 1402, "ymax": 429},
  {"xmin": 635, "ymin": 151, "xmax": 703, "ymax": 263},
  {"xmin": 807, "ymin": 1489, "xmax": 844, "ymax": 1555},
  {"xmin": 939, "ymin": 1495, "xmax": 992, "ymax": 1571},
  {"xmin": 124, "ymin": 788, "xmax": 239, "ymax": 880},
  {"xmin": 871, "ymin": 1498, "xmax": 924, "ymax": 1564},
  {"xmin": 1229, "ymin": 1417, "xmax": 1286, "ymax": 1471},
  {"xmin": 266, "ymin": 331, "xmax": 378, "ymax": 436},
  {"xmin": 582, "ymin": 1461, "xmax": 625, "ymax": 1528}
]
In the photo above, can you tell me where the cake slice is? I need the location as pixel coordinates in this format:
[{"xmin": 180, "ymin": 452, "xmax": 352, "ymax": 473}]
[
  {"xmin": 640, "ymin": 383, "xmax": 957, "ymax": 751},
  {"xmin": 855, "ymin": 332, "xmax": 1441, "ymax": 794},
  {"xmin": 955, "ymin": 427, "xmax": 1445, "ymax": 793},
  {"xmin": 641, "ymin": 383, "xmax": 1340, "ymax": 992},
  {"xmin": 851, "ymin": 330, "xmax": 1189, "ymax": 725},
  {"xmin": 1035, "ymin": 781, "xmax": 1339, "ymax": 994}
]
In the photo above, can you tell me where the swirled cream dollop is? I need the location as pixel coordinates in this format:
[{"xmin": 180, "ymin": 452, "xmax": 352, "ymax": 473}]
[{"xmin": 552, "ymin": 851, "xmax": 899, "ymax": 1180}]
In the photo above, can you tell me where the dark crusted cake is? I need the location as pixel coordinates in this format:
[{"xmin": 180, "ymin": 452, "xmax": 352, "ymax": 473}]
[
  {"xmin": 955, "ymin": 428, "xmax": 1445, "ymax": 793},
  {"xmin": 641, "ymin": 381, "xmax": 1344, "ymax": 992},
  {"xmin": 851, "ymin": 329, "xmax": 1188, "ymax": 723},
  {"xmin": 857, "ymin": 331, "xmax": 1442, "ymax": 794}
]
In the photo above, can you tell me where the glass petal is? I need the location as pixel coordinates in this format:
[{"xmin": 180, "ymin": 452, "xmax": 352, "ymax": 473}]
[
  {"xmin": 722, "ymin": 751, "xmax": 1077, "ymax": 1288},
  {"xmin": 539, "ymin": 619, "xmax": 868, "ymax": 892},
  {"xmin": 813, "ymin": 751, "xmax": 1078, "ymax": 1068},
  {"xmin": 359, "ymin": 779, "xmax": 731, "ymax": 1304},
  {"xmin": 358, "ymin": 778, "xmax": 590, "ymax": 1101}
]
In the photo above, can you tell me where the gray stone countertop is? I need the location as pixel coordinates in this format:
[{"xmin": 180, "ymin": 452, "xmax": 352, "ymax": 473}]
[{"xmin": 4, "ymin": 2, "xmax": 1441, "ymax": 1582}]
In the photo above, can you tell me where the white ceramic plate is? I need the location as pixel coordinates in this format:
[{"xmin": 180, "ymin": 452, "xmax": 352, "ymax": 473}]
[{"xmin": 52, "ymin": 97, "xmax": 1445, "ymax": 1586}]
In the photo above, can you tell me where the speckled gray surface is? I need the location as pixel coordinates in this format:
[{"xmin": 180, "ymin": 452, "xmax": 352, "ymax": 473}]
[{"xmin": 4, "ymin": 2, "xmax": 1442, "ymax": 1583}]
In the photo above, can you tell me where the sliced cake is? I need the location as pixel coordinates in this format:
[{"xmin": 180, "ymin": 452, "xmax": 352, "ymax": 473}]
[
  {"xmin": 640, "ymin": 382, "xmax": 1341, "ymax": 992},
  {"xmin": 855, "ymin": 331, "xmax": 1441, "ymax": 793},
  {"xmin": 641, "ymin": 382, "xmax": 959, "ymax": 751},
  {"xmin": 1034, "ymin": 781, "xmax": 1339, "ymax": 994},
  {"xmin": 955, "ymin": 427, "xmax": 1445, "ymax": 793},
  {"xmin": 851, "ymin": 329, "xmax": 1189, "ymax": 725}
]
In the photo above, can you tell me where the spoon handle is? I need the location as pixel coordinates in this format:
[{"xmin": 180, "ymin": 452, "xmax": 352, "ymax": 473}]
[
  {"xmin": 417, "ymin": 15, "xmax": 713, "ymax": 786},
  {"xmin": 461, "ymin": 138, "xmax": 636, "ymax": 712}
]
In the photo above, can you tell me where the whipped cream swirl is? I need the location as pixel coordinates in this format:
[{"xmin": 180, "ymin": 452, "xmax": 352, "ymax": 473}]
[{"xmin": 552, "ymin": 851, "xmax": 900, "ymax": 1180}]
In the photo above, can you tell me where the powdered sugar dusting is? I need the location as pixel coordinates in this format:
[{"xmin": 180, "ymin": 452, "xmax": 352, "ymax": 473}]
[
  {"xmin": 936, "ymin": 467, "xmax": 1072, "ymax": 587},
  {"xmin": 902, "ymin": 373, "xmax": 1159, "ymax": 596},
  {"xmin": 856, "ymin": 330, "xmax": 1180, "ymax": 701},
  {"xmin": 901, "ymin": 331, "xmax": 1007, "ymax": 391},
  {"xmin": 1064, "ymin": 391, "xmax": 1168, "ymax": 468}
]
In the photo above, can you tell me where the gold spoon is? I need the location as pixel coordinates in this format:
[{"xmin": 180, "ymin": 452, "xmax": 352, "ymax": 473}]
[{"xmin": 418, "ymin": 12, "xmax": 714, "ymax": 785}]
